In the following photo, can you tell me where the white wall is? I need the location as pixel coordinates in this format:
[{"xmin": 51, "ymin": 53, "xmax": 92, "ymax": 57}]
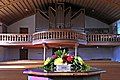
[
  {"xmin": 8, "ymin": 15, "xmax": 35, "ymax": 34},
  {"xmin": 3, "ymin": 47, "xmax": 113, "ymax": 61},
  {"xmin": 4, "ymin": 48, "xmax": 19, "ymax": 60},
  {"xmin": 3, "ymin": 48, "xmax": 52, "ymax": 60},
  {"xmin": 28, "ymin": 49, "xmax": 43, "ymax": 60},
  {"xmin": 85, "ymin": 16, "xmax": 109, "ymax": 28},
  {"xmin": 28, "ymin": 48, "xmax": 113, "ymax": 60},
  {"xmin": 0, "ymin": 47, "xmax": 5, "ymax": 61},
  {"xmin": 7, "ymin": 15, "xmax": 110, "ymax": 34},
  {"xmin": 28, "ymin": 49, "xmax": 52, "ymax": 60},
  {"xmin": 113, "ymin": 46, "xmax": 120, "ymax": 62},
  {"xmin": 78, "ymin": 48, "xmax": 113, "ymax": 60},
  {"xmin": 35, "ymin": 11, "xmax": 49, "ymax": 31}
]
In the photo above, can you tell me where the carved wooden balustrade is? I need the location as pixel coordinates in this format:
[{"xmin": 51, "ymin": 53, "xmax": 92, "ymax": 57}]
[
  {"xmin": 87, "ymin": 34, "xmax": 120, "ymax": 45},
  {"xmin": 32, "ymin": 29, "xmax": 86, "ymax": 45},
  {"xmin": 0, "ymin": 34, "xmax": 32, "ymax": 45},
  {"xmin": 0, "ymin": 32, "xmax": 120, "ymax": 46}
]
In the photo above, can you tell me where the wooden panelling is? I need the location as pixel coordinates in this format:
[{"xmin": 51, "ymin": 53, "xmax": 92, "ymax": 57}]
[{"xmin": 0, "ymin": 0, "xmax": 120, "ymax": 25}]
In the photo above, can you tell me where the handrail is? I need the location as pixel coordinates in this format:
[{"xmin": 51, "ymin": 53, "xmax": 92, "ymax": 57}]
[
  {"xmin": 0, "ymin": 32, "xmax": 120, "ymax": 46},
  {"xmin": 87, "ymin": 34, "xmax": 120, "ymax": 42},
  {"xmin": 32, "ymin": 29, "xmax": 86, "ymax": 44},
  {"xmin": 0, "ymin": 34, "xmax": 32, "ymax": 42}
]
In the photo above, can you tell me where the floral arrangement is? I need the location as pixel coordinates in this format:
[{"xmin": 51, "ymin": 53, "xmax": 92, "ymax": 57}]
[{"xmin": 42, "ymin": 49, "xmax": 91, "ymax": 72}]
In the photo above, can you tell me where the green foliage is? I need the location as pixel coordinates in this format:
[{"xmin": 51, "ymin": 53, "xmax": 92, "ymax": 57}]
[
  {"xmin": 55, "ymin": 50, "xmax": 63, "ymax": 57},
  {"xmin": 42, "ymin": 49, "xmax": 91, "ymax": 72},
  {"xmin": 55, "ymin": 49, "xmax": 67, "ymax": 58},
  {"xmin": 71, "ymin": 57, "xmax": 91, "ymax": 72}
]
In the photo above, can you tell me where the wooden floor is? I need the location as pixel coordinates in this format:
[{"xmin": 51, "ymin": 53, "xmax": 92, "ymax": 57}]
[
  {"xmin": 86, "ymin": 60, "xmax": 120, "ymax": 80},
  {"xmin": 0, "ymin": 60, "xmax": 120, "ymax": 80},
  {"xmin": 0, "ymin": 60, "xmax": 42, "ymax": 80},
  {"xmin": 0, "ymin": 69, "xmax": 26, "ymax": 80}
]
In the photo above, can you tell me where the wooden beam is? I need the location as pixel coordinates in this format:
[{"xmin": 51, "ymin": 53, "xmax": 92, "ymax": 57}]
[{"xmin": 0, "ymin": 0, "xmax": 22, "ymax": 9}]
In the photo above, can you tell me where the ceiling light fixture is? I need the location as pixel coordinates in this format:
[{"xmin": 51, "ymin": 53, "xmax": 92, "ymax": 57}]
[
  {"xmin": 92, "ymin": 9, "xmax": 95, "ymax": 12},
  {"xmin": 25, "ymin": 8, "xmax": 29, "ymax": 11}
]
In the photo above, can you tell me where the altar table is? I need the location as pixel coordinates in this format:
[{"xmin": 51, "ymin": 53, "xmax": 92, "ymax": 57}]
[{"xmin": 23, "ymin": 69, "xmax": 105, "ymax": 80}]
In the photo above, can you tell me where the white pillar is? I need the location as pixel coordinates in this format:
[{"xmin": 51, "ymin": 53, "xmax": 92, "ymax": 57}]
[
  {"xmin": 42, "ymin": 43, "xmax": 46, "ymax": 61},
  {"xmin": 75, "ymin": 44, "xmax": 79, "ymax": 56}
]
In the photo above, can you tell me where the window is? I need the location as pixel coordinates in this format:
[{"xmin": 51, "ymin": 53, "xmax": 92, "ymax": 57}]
[{"xmin": 117, "ymin": 21, "xmax": 120, "ymax": 34}]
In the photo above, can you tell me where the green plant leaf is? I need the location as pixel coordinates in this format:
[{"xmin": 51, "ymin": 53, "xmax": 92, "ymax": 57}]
[{"xmin": 55, "ymin": 50, "xmax": 63, "ymax": 57}]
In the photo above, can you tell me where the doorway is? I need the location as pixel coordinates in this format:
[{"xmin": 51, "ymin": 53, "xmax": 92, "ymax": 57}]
[
  {"xmin": 19, "ymin": 28, "xmax": 28, "ymax": 60},
  {"xmin": 19, "ymin": 49, "xmax": 28, "ymax": 60}
]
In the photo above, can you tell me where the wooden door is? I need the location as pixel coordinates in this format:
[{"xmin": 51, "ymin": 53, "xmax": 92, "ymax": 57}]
[
  {"xmin": 19, "ymin": 28, "xmax": 28, "ymax": 60},
  {"xmin": 19, "ymin": 49, "xmax": 28, "ymax": 60}
]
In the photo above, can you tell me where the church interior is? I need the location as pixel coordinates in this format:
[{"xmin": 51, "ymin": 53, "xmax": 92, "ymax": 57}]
[{"xmin": 0, "ymin": 0, "xmax": 120, "ymax": 80}]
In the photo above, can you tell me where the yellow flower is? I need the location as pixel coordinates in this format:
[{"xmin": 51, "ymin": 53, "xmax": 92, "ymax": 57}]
[
  {"xmin": 44, "ymin": 57, "xmax": 51, "ymax": 65},
  {"xmin": 54, "ymin": 58, "xmax": 63, "ymax": 65}
]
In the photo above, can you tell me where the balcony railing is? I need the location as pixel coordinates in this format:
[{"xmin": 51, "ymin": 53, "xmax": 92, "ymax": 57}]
[
  {"xmin": 32, "ymin": 29, "xmax": 86, "ymax": 45},
  {"xmin": 87, "ymin": 34, "xmax": 120, "ymax": 45},
  {"xmin": 0, "ymin": 34, "xmax": 32, "ymax": 45},
  {"xmin": 0, "ymin": 32, "xmax": 120, "ymax": 46}
]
